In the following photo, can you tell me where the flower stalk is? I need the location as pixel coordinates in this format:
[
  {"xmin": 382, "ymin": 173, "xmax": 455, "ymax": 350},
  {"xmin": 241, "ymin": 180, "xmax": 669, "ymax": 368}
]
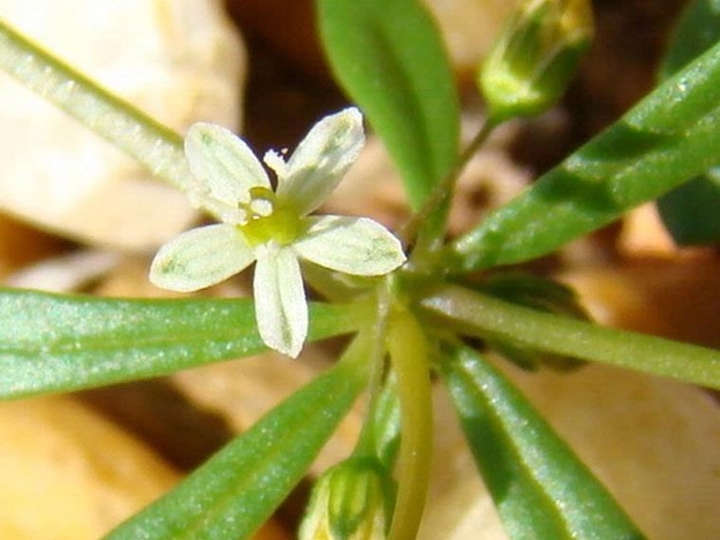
[{"xmin": 385, "ymin": 306, "xmax": 433, "ymax": 540}]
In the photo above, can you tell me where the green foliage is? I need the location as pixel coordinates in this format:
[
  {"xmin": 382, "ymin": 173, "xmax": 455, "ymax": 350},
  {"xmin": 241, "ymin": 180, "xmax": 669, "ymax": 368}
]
[
  {"xmin": 1, "ymin": 3, "xmax": 719, "ymax": 540},
  {"xmin": 0, "ymin": 289, "xmax": 360, "ymax": 398},
  {"xmin": 439, "ymin": 342, "xmax": 645, "ymax": 540},
  {"xmin": 656, "ymin": 0, "xmax": 720, "ymax": 245},
  {"xmin": 658, "ymin": 0, "xmax": 720, "ymax": 79},
  {"xmin": 317, "ymin": 0, "xmax": 459, "ymax": 209},
  {"xmin": 106, "ymin": 338, "xmax": 369, "ymax": 540},
  {"xmin": 0, "ymin": 20, "xmax": 191, "ymax": 191},
  {"xmin": 451, "ymin": 37, "xmax": 720, "ymax": 270},
  {"xmin": 366, "ymin": 376, "xmax": 401, "ymax": 470},
  {"xmin": 473, "ymin": 273, "xmax": 588, "ymax": 371},
  {"xmin": 657, "ymin": 167, "xmax": 720, "ymax": 244},
  {"xmin": 420, "ymin": 284, "xmax": 720, "ymax": 390}
]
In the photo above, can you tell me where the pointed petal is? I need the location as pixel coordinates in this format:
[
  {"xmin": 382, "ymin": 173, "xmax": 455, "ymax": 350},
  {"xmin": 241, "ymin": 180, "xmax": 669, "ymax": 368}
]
[
  {"xmin": 185, "ymin": 123, "xmax": 270, "ymax": 219},
  {"xmin": 277, "ymin": 108, "xmax": 365, "ymax": 215},
  {"xmin": 150, "ymin": 224, "xmax": 255, "ymax": 292},
  {"xmin": 294, "ymin": 216, "xmax": 406, "ymax": 275},
  {"xmin": 253, "ymin": 244, "xmax": 308, "ymax": 358}
]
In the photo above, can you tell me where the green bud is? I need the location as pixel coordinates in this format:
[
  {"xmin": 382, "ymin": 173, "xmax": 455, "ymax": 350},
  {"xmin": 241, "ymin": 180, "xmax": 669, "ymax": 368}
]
[
  {"xmin": 299, "ymin": 457, "xmax": 394, "ymax": 540},
  {"xmin": 479, "ymin": 0, "xmax": 594, "ymax": 122}
]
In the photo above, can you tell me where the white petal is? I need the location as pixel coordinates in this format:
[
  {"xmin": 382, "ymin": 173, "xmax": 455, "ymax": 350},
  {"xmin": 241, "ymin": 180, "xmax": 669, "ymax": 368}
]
[
  {"xmin": 294, "ymin": 216, "xmax": 406, "ymax": 275},
  {"xmin": 186, "ymin": 190, "xmax": 247, "ymax": 226},
  {"xmin": 185, "ymin": 123, "xmax": 270, "ymax": 215},
  {"xmin": 150, "ymin": 224, "xmax": 255, "ymax": 292},
  {"xmin": 253, "ymin": 244, "xmax": 308, "ymax": 358},
  {"xmin": 276, "ymin": 108, "xmax": 365, "ymax": 215}
]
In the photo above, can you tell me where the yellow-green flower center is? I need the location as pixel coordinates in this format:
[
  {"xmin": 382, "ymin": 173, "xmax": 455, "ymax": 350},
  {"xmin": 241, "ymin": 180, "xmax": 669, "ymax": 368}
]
[{"xmin": 237, "ymin": 186, "xmax": 300, "ymax": 246}]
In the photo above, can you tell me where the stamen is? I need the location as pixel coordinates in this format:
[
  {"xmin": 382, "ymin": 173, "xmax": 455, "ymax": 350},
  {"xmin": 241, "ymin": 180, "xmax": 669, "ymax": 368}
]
[
  {"xmin": 250, "ymin": 198, "xmax": 273, "ymax": 217},
  {"xmin": 237, "ymin": 186, "xmax": 276, "ymax": 223},
  {"xmin": 236, "ymin": 186, "xmax": 300, "ymax": 246}
]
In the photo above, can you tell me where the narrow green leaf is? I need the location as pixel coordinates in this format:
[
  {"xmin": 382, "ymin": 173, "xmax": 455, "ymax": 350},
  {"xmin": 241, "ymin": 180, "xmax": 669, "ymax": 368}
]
[
  {"xmin": 656, "ymin": 0, "xmax": 720, "ymax": 245},
  {"xmin": 658, "ymin": 0, "xmax": 720, "ymax": 80},
  {"xmin": 419, "ymin": 284, "xmax": 720, "ymax": 390},
  {"xmin": 317, "ymin": 0, "xmax": 459, "ymax": 208},
  {"xmin": 657, "ymin": 167, "xmax": 720, "ymax": 244},
  {"xmin": 105, "ymin": 336, "xmax": 370, "ymax": 540},
  {"xmin": 0, "ymin": 289, "xmax": 363, "ymax": 398},
  {"xmin": 368, "ymin": 376, "xmax": 401, "ymax": 470},
  {"xmin": 438, "ymin": 342, "xmax": 645, "ymax": 540},
  {"xmin": 0, "ymin": 20, "xmax": 191, "ymax": 191},
  {"xmin": 449, "ymin": 37, "xmax": 720, "ymax": 270}
]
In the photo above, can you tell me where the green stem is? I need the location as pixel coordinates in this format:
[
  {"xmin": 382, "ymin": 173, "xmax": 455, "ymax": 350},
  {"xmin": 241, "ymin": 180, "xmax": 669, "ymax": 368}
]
[
  {"xmin": 385, "ymin": 307, "xmax": 433, "ymax": 540},
  {"xmin": 404, "ymin": 117, "xmax": 496, "ymax": 270},
  {"xmin": 0, "ymin": 20, "xmax": 192, "ymax": 190},
  {"xmin": 445, "ymin": 36, "xmax": 720, "ymax": 273},
  {"xmin": 419, "ymin": 283, "xmax": 720, "ymax": 390},
  {"xmin": 352, "ymin": 286, "xmax": 393, "ymax": 459}
]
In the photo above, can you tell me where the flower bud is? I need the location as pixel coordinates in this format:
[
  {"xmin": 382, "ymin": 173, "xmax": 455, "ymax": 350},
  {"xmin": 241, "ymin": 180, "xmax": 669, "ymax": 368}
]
[
  {"xmin": 299, "ymin": 457, "xmax": 394, "ymax": 540},
  {"xmin": 479, "ymin": 0, "xmax": 594, "ymax": 122}
]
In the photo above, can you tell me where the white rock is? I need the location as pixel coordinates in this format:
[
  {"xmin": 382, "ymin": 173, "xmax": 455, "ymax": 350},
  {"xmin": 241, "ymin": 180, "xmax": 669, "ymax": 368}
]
[
  {"xmin": 0, "ymin": 396, "xmax": 179, "ymax": 539},
  {"xmin": 0, "ymin": 0, "xmax": 245, "ymax": 249}
]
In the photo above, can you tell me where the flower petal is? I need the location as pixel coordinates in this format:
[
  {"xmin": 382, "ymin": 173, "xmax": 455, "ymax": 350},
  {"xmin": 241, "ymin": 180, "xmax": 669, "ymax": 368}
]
[
  {"xmin": 276, "ymin": 108, "xmax": 365, "ymax": 215},
  {"xmin": 294, "ymin": 216, "xmax": 406, "ymax": 275},
  {"xmin": 185, "ymin": 123, "xmax": 270, "ymax": 221},
  {"xmin": 253, "ymin": 244, "xmax": 308, "ymax": 358},
  {"xmin": 150, "ymin": 224, "xmax": 255, "ymax": 292}
]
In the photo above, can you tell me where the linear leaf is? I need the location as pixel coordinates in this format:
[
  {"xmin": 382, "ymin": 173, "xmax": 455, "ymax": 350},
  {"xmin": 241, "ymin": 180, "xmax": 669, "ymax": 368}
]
[
  {"xmin": 657, "ymin": 167, "xmax": 720, "ymax": 244},
  {"xmin": 656, "ymin": 0, "xmax": 720, "ymax": 245},
  {"xmin": 658, "ymin": 0, "xmax": 720, "ymax": 80},
  {"xmin": 317, "ymin": 0, "xmax": 459, "ymax": 209},
  {"xmin": 0, "ymin": 289, "xmax": 362, "ymax": 398},
  {"xmin": 439, "ymin": 342, "xmax": 645, "ymax": 540},
  {"xmin": 450, "ymin": 38, "xmax": 720, "ymax": 270},
  {"xmin": 0, "ymin": 20, "xmax": 191, "ymax": 191},
  {"xmin": 105, "ymin": 336, "xmax": 370, "ymax": 540},
  {"xmin": 420, "ymin": 284, "xmax": 720, "ymax": 390}
]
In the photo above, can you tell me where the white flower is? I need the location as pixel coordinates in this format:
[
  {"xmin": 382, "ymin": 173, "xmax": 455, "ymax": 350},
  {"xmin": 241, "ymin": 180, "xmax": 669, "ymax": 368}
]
[{"xmin": 150, "ymin": 108, "xmax": 406, "ymax": 357}]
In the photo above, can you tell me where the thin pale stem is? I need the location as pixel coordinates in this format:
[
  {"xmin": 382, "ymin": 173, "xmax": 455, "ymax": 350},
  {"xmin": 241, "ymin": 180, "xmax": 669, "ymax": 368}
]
[
  {"xmin": 0, "ymin": 19, "xmax": 193, "ymax": 191},
  {"xmin": 353, "ymin": 282, "xmax": 394, "ymax": 458},
  {"xmin": 401, "ymin": 116, "xmax": 496, "ymax": 266},
  {"xmin": 386, "ymin": 307, "xmax": 433, "ymax": 540}
]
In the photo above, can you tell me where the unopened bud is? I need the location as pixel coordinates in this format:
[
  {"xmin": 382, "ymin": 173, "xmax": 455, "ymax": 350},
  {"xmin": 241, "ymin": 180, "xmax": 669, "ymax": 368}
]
[
  {"xmin": 299, "ymin": 457, "xmax": 394, "ymax": 540},
  {"xmin": 479, "ymin": 0, "xmax": 594, "ymax": 122}
]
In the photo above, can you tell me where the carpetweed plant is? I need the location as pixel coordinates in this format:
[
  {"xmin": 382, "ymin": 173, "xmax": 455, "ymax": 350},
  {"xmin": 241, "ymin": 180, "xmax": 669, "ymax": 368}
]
[{"xmin": 1, "ymin": 0, "xmax": 720, "ymax": 538}]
